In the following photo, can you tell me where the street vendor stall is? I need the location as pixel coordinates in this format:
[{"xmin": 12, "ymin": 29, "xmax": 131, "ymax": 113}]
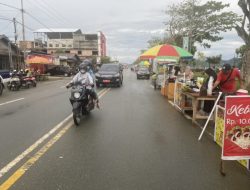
[
  {"xmin": 180, "ymin": 91, "xmax": 218, "ymax": 123},
  {"xmin": 140, "ymin": 44, "xmax": 193, "ymax": 99}
]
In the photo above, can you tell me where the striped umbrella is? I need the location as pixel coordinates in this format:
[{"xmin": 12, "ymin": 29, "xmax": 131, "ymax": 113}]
[{"xmin": 140, "ymin": 44, "xmax": 193, "ymax": 62}]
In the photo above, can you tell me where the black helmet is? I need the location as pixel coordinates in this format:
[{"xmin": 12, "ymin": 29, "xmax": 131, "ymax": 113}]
[{"xmin": 222, "ymin": 64, "xmax": 232, "ymax": 73}]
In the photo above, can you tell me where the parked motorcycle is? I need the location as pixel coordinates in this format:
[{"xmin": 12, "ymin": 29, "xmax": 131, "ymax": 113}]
[
  {"xmin": 67, "ymin": 82, "xmax": 95, "ymax": 126},
  {"xmin": 21, "ymin": 76, "xmax": 37, "ymax": 88},
  {"xmin": 7, "ymin": 76, "xmax": 21, "ymax": 91},
  {"xmin": 0, "ymin": 76, "xmax": 4, "ymax": 95}
]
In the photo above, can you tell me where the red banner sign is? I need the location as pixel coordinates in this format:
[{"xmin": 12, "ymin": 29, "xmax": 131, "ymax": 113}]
[
  {"xmin": 222, "ymin": 96, "xmax": 250, "ymax": 160},
  {"xmin": 26, "ymin": 54, "xmax": 54, "ymax": 64}
]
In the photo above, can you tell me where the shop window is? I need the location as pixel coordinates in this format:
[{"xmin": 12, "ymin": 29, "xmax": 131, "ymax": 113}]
[
  {"xmin": 65, "ymin": 50, "xmax": 70, "ymax": 53},
  {"xmin": 92, "ymin": 51, "xmax": 98, "ymax": 56}
]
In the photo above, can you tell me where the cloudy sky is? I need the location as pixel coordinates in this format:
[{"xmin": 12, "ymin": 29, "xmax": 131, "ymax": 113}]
[{"xmin": 0, "ymin": 0, "xmax": 245, "ymax": 63}]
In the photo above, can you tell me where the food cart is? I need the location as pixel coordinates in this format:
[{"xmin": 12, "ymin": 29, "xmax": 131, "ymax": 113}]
[{"xmin": 152, "ymin": 58, "xmax": 178, "ymax": 99}]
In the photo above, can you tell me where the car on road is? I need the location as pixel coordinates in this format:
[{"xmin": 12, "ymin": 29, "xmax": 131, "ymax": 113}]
[
  {"xmin": 136, "ymin": 67, "xmax": 150, "ymax": 79},
  {"xmin": 95, "ymin": 63, "xmax": 123, "ymax": 87},
  {"xmin": 45, "ymin": 66, "xmax": 73, "ymax": 77}
]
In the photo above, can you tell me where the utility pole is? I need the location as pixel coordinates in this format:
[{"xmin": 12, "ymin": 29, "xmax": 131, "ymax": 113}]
[
  {"xmin": 188, "ymin": 0, "xmax": 195, "ymax": 53},
  {"xmin": 13, "ymin": 18, "xmax": 17, "ymax": 44},
  {"xmin": 21, "ymin": 0, "xmax": 25, "ymax": 41},
  {"xmin": 8, "ymin": 42, "xmax": 13, "ymax": 69}
]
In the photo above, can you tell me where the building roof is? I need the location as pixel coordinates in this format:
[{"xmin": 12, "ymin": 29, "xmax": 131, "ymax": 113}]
[
  {"xmin": 0, "ymin": 35, "xmax": 20, "ymax": 54},
  {"xmin": 0, "ymin": 35, "xmax": 9, "ymax": 40},
  {"xmin": 34, "ymin": 28, "xmax": 82, "ymax": 33}
]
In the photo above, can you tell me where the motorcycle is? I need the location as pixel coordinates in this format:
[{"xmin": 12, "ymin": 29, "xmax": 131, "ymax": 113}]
[
  {"xmin": 0, "ymin": 76, "xmax": 4, "ymax": 95},
  {"xmin": 21, "ymin": 76, "xmax": 37, "ymax": 88},
  {"xmin": 7, "ymin": 75, "xmax": 21, "ymax": 91},
  {"xmin": 67, "ymin": 82, "xmax": 95, "ymax": 126}
]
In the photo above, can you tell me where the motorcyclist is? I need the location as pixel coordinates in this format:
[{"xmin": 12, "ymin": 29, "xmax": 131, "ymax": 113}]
[
  {"xmin": 82, "ymin": 59, "xmax": 95, "ymax": 82},
  {"xmin": 25, "ymin": 69, "xmax": 32, "ymax": 77},
  {"xmin": 66, "ymin": 62, "xmax": 99, "ymax": 108},
  {"xmin": 10, "ymin": 70, "xmax": 17, "ymax": 77}
]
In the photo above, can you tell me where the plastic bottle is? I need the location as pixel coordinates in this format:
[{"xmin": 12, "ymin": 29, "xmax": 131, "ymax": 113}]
[{"xmin": 207, "ymin": 76, "xmax": 213, "ymax": 95}]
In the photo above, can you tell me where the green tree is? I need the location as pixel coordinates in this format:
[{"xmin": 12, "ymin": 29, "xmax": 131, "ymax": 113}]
[
  {"xmin": 235, "ymin": 0, "xmax": 250, "ymax": 47},
  {"xmin": 236, "ymin": 45, "xmax": 248, "ymax": 58},
  {"xmin": 147, "ymin": 36, "xmax": 166, "ymax": 48},
  {"xmin": 147, "ymin": 34, "xmax": 184, "ymax": 49},
  {"xmin": 235, "ymin": 0, "xmax": 250, "ymax": 88},
  {"xmin": 196, "ymin": 52, "xmax": 207, "ymax": 69},
  {"xmin": 165, "ymin": 0, "xmax": 240, "ymax": 54},
  {"xmin": 101, "ymin": 56, "xmax": 111, "ymax": 64},
  {"xmin": 206, "ymin": 55, "xmax": 222, "ymax": 67}
]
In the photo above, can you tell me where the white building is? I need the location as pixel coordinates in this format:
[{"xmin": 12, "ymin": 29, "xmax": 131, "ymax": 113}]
[{"xmin": 33, "ymin": 29, "xmax": 106, "ymax": 60}]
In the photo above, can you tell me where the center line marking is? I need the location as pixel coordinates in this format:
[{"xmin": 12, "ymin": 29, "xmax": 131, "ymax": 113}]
[
  {"xmin": 0, "ymin": 88, "xmax": 108, "ymax": 179},
  {"xmin": 0, "ymin": 88, "xmax": 110, "ymax": 190},
  {"xmin": 0, "ymin": 98, "xmax": 25, "ymax": 106}
]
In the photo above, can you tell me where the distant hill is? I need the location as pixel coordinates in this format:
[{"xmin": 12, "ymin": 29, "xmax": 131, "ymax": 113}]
[{"xmin": 221, "ymin": 58, "xmax": 241, "ymax": 68}]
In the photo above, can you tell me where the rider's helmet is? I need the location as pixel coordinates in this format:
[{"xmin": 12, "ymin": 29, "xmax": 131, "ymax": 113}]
[
  {"xmin": 79, "ymin": 62, "xmax": 88, "ymax": 74},
  {"xmin": 12, "ymin": 70, "xmax": 17, "ymax": 75},
  {"xmin": 82, "ymin": 59, "xmax": 92, "ymax": 72}
]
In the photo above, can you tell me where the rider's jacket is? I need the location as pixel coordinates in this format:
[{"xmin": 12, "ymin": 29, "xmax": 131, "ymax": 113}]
[{"xmin": 71, "ymin": 72, "xmax": 94, "ymax": 87}]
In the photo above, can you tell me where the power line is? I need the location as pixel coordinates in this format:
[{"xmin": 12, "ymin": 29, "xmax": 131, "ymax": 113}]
[
  {"xmin": 24, "ymin": 11, "xmax": 73, "ymax": 47},
  {"xmin": 0, "ymin": 17, "xmax": 12, "ymax": 22},
  {"xmin": 25, "ymin": 12, "xmax": 53, "ymax": 32},
  {"xmin": 39, "ymin": 0, "xmax": 73, "ymax": 26},
  {"xmin": 32, "ymin": 0, "xmax": 70, "ymax": 26},
  {"xmin": 0, "ymin": 9, "xmax": 17, "ymax": 12},
  {"xmin": 0, "ymin": 2, "xmax": 20, "ymax": 10},
  {"xmin": 25, "ymin": 0, "xmax": 66, "ymax": 26},
  {"xmin": 0, "ymin": 2, "xmax": 26, "ymax": 40},
  {"xmin": 0, "ymin": 21, "xmax": 12, "ymax": 33},
  {"xmin": 0, "ymin": 17, "xmax": 34, "ymax": 31},
  {"xmin": 0, "ymin": 11, "xmax": 20, "ymax": 33}
]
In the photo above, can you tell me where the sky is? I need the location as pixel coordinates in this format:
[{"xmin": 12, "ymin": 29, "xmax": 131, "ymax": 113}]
[{"xmin": 0, "ymin": 0, "xmax": 245, "ymax": 63}]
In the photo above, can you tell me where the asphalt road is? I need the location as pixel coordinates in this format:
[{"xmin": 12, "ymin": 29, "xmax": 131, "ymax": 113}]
[
  {"xmin": 0, "ymin": 71, "xmax": 249, "ymax": 190},
  {"xmin": 0, "ymin": 78, "xmax": 71, "ymax": 167}
]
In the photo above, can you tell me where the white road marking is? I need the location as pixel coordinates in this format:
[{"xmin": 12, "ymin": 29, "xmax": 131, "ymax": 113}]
[
  {"xmin": 60, "ymin": 86, "xmax": 66, "ymax": 88},
  {"xmin": 0, "ymin": 88, "xmax": 109, "ymax": 179},
  {"xmin": 150, "ymin": 85, "xmax": 154, "ymax": 89},
  {"xmin": 0, "ymin": 98, "xmax": 25, "ymax": 106},
  {"xmin": 0, "ymin": 114, "xmax": 72, "ymax": 178}
]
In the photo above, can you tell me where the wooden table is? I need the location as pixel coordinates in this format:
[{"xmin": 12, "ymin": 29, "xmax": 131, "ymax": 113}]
[{"xmin": 181, "ymin": 92, "xmax": 218, "ymax": 123}]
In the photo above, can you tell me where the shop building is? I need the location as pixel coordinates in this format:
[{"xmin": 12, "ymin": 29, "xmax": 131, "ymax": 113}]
[
  {"xmin": 0, "ymin": 35, "xmax": 24, "ymax": 71},
  {"xmin": 33, "ymin": 29, "xmax": 106, "ymax": 60}
]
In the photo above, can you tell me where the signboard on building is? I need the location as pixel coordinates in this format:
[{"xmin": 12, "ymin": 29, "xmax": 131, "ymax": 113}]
[
  {"xmin": 222, "ymin": 96, "xmax": 250, "ymax": 160},
  {"xmin": 26, "ymin": 54, "xmax": 54, "ymax": 64}
]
